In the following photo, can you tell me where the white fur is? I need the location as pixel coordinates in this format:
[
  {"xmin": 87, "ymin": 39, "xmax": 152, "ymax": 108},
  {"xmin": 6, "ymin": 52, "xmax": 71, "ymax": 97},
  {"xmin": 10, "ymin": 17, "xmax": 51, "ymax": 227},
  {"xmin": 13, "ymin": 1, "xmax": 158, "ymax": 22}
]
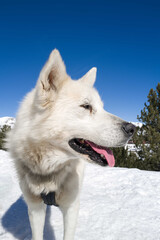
[{"xmin": 8, "ymin": 49, "xmax": 130, "ymax": 240}]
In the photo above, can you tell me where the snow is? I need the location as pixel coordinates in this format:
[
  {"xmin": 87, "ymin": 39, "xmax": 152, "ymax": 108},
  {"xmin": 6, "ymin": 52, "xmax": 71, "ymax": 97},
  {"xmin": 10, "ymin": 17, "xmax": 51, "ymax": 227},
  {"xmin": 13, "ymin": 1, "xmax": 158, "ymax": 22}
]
[
  {"xmin": 131, "ymin": 122, "xmax": 143, "ymax": 128},
  {"xmin": 0, "ymin": 117, "xmax": 15, "ymax": 129},
  {"xmin": 0, "ymin": 150, "xmax": 160, "ymax": 240}
]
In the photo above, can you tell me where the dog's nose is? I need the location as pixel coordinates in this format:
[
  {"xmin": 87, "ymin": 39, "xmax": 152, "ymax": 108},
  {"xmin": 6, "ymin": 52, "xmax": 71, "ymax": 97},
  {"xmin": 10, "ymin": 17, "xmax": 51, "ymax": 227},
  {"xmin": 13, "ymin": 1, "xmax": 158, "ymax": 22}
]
[{"xmin": 122, "ymin": 122, "xmax": 136, "ymax": 137}]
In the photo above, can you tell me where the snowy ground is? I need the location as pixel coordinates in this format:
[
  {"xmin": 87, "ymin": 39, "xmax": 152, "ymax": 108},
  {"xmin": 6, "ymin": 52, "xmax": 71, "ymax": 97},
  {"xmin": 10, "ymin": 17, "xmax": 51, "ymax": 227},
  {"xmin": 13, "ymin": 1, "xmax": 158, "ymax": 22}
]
[{"xmin": 0, "ymin": 150, "xmax": 160, "ymax": 240}]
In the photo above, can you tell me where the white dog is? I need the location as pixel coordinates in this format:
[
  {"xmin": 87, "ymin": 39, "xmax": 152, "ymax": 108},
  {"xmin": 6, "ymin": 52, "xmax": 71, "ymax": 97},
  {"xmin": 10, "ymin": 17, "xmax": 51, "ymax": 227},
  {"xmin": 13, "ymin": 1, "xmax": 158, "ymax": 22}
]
[{"xmin": 8, "ymin": 49, "xmax": 135, "ymax": 240}]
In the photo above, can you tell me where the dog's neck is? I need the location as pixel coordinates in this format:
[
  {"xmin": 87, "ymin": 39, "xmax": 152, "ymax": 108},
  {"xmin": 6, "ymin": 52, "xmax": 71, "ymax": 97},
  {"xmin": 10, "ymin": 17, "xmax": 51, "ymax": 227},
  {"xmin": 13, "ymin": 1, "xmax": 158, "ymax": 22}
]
[{"xmin": 18, "ymin": 157, "xmax": 78, "ymax": 196}]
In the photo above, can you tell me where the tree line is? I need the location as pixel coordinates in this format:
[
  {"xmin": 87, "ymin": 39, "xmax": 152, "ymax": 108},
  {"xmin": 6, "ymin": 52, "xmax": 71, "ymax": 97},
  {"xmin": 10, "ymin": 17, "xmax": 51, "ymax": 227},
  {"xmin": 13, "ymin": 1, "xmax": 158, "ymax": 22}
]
[{"xmin": 113, "ymin": 83, "xmax": 160, "ymax": 171}]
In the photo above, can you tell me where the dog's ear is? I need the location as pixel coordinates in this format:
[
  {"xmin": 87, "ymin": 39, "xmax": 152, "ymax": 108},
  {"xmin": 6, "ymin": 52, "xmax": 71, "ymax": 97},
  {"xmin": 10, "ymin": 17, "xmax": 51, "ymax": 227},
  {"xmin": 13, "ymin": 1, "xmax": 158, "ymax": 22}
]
[
  {"xmin": 38, "ymin": 49, "xmax": 68, "ymax": 92},
  {"xmin": 80, "ymin": 67, "xmax": 97, "ymax": 87},
  {"xmin": 35, "ymin": 49, "xmax": 68, "ymax": 108}
]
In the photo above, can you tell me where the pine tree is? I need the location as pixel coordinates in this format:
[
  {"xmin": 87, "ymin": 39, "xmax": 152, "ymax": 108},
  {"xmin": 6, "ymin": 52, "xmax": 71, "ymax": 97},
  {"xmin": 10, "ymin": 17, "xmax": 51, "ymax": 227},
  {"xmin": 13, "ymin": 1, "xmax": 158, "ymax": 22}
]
[
  {"xmin": 113, "ymin": 83, "xmax": 160, "ymax": 171},
  {"xmin": 113, "ymin": 145, "xmax": 142, "ymax": 169},
  {"xmin": 134, "ymin": 83, "xmax": 160, "ymax": 171},
  {"xmin": 0, "ymin": 125, "xmax": 11, "ymax": 150},
  {"xmin": 113, "ymin": 147, "xmax": 128, "ymax": 167}
]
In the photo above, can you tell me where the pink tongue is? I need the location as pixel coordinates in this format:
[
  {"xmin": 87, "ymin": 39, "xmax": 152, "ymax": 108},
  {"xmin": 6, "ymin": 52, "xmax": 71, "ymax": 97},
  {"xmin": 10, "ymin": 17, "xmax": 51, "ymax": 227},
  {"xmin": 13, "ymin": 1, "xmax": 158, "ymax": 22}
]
[{"xmin": 86, "ymin": 141, "xmax": 115, "ymax": 167}]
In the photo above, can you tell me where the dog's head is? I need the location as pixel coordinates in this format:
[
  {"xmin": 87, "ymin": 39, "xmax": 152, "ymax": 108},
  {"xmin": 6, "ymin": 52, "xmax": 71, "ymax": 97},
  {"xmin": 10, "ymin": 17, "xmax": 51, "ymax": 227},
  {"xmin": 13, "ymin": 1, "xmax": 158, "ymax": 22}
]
[{"xmin": 33, "ymin": 49, "xmax": 135, "ymax": 167}]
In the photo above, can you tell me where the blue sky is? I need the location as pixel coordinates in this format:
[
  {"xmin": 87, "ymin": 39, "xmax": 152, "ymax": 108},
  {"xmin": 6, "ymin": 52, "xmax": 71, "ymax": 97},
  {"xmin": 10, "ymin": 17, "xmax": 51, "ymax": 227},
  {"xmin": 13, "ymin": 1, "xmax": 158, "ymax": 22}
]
[{"xmin": 0, "ymin": 0, "xmax": 160, "ymax": 122}]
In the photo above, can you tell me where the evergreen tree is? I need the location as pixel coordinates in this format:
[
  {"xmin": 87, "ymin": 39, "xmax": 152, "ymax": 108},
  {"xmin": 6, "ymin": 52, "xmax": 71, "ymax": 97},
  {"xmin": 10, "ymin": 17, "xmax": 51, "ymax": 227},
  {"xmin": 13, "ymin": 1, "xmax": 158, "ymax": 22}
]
[
  {"xmin": 134, "ymin": 83, "xmax": 160, "ymax": 171},
  {"xmin": 113, "ymin": 144, "xmax": 142, "ymax": 169},
  {"xmin": 113, "ymin": 147, "xmax": 128, "ymax": 168},
  {"xmin": 113, "ymin": 83, "xmax": 160, "ymax": 171},
  {"xmin": 0, "ymin": 125, "xmax": 11, "ymax": 150}
]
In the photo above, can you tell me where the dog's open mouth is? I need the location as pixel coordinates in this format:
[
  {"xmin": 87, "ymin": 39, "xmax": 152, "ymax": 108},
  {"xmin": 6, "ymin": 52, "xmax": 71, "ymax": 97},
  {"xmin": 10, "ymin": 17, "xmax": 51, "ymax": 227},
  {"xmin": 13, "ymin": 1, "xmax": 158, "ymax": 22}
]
[{"xmin": 68, "ymin": 138, "xmax": 115, "ymax": 167}]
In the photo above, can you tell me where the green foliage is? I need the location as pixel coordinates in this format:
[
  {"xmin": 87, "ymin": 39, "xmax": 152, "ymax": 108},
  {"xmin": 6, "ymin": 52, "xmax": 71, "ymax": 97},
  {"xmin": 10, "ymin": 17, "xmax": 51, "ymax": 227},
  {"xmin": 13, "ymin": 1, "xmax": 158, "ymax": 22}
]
[
  {"xmin": 112, "ymin": 144, "xmax": 145, "ymax": 170},
  {"xmin": 113, "ymin": 83, "xmax": 160, "ymax": 171},
  {"xmin": 0, "ymin": 125, "xmax": 11, "ymax": 150},
  {"xmin": 134, "ymin": 83, "xmax": 160, "ymax": 171}
]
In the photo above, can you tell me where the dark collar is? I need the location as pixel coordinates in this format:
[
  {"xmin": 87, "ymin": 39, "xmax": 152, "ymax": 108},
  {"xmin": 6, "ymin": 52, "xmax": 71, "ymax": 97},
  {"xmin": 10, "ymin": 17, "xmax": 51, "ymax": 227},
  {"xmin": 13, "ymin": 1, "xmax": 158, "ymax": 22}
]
[{"xmin": 41, "ymin": 191, "xmax": 59, "ymax": 207}]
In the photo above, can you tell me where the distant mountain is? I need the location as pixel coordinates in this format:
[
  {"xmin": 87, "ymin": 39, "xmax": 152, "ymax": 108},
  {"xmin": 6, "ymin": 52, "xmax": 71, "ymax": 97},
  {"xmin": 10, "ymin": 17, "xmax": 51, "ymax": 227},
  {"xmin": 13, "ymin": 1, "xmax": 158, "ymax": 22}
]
[
  {"xmin": 131, "ymin": 122, "xmax": 143, "ymax": 128},
  {"xmin": 0, "ymin": 117, "xmax": 15, "ymax": 129}
]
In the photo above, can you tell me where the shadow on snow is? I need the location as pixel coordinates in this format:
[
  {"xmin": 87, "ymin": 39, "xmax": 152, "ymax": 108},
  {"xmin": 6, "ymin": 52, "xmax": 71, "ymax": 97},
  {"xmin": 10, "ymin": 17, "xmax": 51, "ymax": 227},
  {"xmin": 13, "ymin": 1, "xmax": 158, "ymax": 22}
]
[{"xmin": 2, "ymin": 196, "xmax": 56, "ymax": 240}]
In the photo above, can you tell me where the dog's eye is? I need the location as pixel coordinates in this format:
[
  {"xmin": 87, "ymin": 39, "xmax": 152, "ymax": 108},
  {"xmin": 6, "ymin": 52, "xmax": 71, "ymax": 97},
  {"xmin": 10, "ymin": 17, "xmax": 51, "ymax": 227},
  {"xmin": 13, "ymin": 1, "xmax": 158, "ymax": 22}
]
[{"xmin": 80, "ymin": 104, "xmax": 92, "ymax": 113}]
